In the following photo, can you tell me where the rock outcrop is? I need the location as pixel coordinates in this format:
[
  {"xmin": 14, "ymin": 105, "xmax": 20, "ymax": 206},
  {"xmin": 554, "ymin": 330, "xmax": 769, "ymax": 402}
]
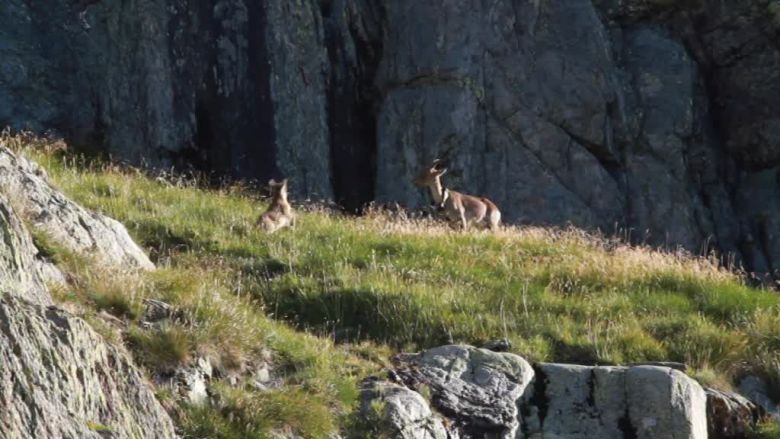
[
  {"xmin": 360, "ymin": 379, "xmax": 449, "ymax": 439},
  {"xmin": 362, "ymin": 345, "xmax": 715, "ymax": 438},
  {"xmin": 0, "ymin": 0, "xmax": 778, "ymax": 279},
  {"xmin": 0, "ymin": 296, "xmax": 177, "ymax": 438},
  {"xmin": 706, "ymin": 388, "xmax": 765, "ymax": 439},
  {"xmin": 0, "ymin": 146, "xmax": 154, "ymax": 270},
  {"xmin": 0, "ymin": 194, "xmax": 52, "ymax": 306},
  {"xmin": 739, "ymin": 375, "xmax": 780, "ymax": 422},
  {"xmin": 0, "ymin": 181, "xmax": 175, "ymax": 436}
]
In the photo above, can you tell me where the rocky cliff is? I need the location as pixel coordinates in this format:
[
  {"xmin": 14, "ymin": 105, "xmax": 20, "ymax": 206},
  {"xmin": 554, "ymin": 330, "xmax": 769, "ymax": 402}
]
[
  {"xmin": 0, "ymin": 0, "xmax": 778, "ymax": 280},
  {"xmin": 0, "ymin": 147, "xmax": 176, "ymax": 437}
]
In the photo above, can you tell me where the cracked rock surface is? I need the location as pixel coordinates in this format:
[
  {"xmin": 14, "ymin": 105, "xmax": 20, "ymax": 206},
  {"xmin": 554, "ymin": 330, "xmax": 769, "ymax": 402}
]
[
  {"xmin": 0, "ymin": 146, "xmax": 154, "ymax": 271},
  {"xmin": 0, "ymin": 296, "xmax": 177, "ymax": 438},
  {"xmin": 363, "ymin": 345, "xmax": 711, "ymax": 439},
  {"xmin": 706, "ymin": 387, "xmax": 764, "ymax": 439},
  {"xmin": 0, "ymin": 194, "xmax": 51, "ymax": 306},
  {"xmin": 0, "ymin": 179, "xmax": 175, "ymax": 437}
]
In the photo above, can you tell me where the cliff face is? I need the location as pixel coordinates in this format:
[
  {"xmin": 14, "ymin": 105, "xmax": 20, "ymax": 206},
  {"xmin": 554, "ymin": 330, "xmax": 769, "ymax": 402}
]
[{"xmin": 0, "ymin": 0, "xmax": 778, "ymax": 280}]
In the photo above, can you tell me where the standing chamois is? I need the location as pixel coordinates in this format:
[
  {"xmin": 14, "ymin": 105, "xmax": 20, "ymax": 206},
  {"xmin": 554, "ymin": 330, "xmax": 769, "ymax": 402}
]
[
  {"xmin": 257, "ymin": 179, "xmax": 295, "ymax": 233},
  {"xmin": 414, "ymin": 159, "xmax": 501, "ymax": 231}
]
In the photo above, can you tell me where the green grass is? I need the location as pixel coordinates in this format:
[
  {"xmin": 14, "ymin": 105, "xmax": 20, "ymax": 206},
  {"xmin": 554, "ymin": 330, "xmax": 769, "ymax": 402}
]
[
  {"xmin": 752, "ymin": 419, "xmax": 780, "ymax": 439},
  {"xmin": 85, "ymin": 420, "xmax": 113, "ymax": 433},
  {"xmin": 181, "ymin": 385, "xmax": 337, "ymax": 438},
  {"xmin": 13, "ymin": 142, "xmax": 780, "ymax": 435}
]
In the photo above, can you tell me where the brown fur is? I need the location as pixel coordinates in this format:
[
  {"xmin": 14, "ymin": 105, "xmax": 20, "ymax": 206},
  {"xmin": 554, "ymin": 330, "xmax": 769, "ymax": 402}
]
[
  {"xmin": 257, "ymin": 179, "xmax": 295, "ymax": 233},
  {"xmin": 413, "ymin": 160, "xmax": 501, "ymax": 231}
]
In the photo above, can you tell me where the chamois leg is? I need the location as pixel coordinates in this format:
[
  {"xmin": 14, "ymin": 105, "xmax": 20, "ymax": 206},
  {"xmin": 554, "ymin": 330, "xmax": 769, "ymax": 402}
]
[{"xmin": 460, "ymin": 211, "xmax": 469, "ymax": 231}]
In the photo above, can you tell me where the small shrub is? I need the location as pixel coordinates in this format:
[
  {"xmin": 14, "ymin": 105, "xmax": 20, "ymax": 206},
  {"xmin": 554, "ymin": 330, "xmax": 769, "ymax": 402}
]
[
  {"xmin": 127, "ymin": 326, "xmax": 193, "ymax": 371},
  {"xmin": 90, "ymin": 287, "xmax": 142, "ymax": 320}
]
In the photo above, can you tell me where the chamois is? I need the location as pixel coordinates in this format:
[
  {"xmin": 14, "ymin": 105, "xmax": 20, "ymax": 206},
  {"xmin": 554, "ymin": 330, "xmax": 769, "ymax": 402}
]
[
  {"xmin": 257, "ymin": 179, "xmax": 295, "ymax": 233},
  {"xmin": 413, "ymin": 160, "xmax": 501, "ymax": 231}
]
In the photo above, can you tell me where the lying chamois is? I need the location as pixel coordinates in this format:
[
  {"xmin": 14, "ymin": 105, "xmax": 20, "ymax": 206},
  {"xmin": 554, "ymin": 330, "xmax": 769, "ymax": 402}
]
[
  {"xmin": 257, "ymin": 178, "xmax": 295, "ymax": 233},
  {"xmin": 414, "ymin": 160, "xmax": 501, "ymax": 231}
]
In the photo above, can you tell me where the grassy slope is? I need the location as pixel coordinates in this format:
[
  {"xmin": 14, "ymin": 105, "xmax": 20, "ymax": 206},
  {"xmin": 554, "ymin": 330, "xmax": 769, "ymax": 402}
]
[{"xmin": 20, "ymin": 146, "xmax": 780, "ymax": 437}]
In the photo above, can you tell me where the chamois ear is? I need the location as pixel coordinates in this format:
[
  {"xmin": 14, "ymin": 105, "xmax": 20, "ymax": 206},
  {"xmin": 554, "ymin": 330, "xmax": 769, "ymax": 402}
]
[
  {"xmin": 436, "ymin": 167, "xmax": 448, "ymax": 177},
  {"xmin": 268, "ymin": 179, "xmax": 277, "ymax": 186}
]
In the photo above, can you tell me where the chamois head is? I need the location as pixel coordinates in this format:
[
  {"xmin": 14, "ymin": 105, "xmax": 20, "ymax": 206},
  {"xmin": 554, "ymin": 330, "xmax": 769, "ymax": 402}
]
[
  {"xmin": 268, "ymin": 178, "xmax": 289, "ymax": 199},
  {"xmin": 413, "ymin": 159, "xmax": 448, "ymax": 188}
]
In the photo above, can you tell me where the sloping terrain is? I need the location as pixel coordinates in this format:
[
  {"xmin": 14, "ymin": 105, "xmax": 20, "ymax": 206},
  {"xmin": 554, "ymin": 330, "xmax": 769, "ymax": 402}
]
[
  {"xmin": 1, "ymin": 138, "xmax": 775, "ymax": 437},
  {"xmin": 1, "ymin": 0, "xmax": 779, "ymax": 280}
]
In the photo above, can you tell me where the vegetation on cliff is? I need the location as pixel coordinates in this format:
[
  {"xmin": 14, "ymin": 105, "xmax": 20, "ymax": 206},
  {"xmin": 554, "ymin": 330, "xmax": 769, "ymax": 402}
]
[{"xmin": 11, "ymin": 138, "xmax": 779, "ymax": 437}]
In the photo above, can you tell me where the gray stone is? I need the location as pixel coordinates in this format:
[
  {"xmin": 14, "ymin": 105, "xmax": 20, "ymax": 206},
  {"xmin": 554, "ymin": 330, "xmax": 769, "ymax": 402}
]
[
  {"xmin": 360, "ymin": 379, "xmax": 448, "ymax": 439},
  {"xmin": 520, "ymin": 363, "xmax": 707, "ymax": 439},
  {"xmin": 0, "ymin": 194, "xmax": 51, "ymax": 305},
  {"xmin": 481, "ymin": 338, "xmax": 512, "ymax": 352},
  {"xmin": 706, "ymin": 387, "xmax": 764, "ymax": 439},
  {"xmin": 142, "ymin": 299, "xmax": 177, "ymax": 324},
  {"xmin": 628, "ymin": 361, "xmax": 688, "ymax": 372},
  {"xmin": 366, "ymin": 344, "xmax": 710, "ymax": 439},
  {"xmin": 174, "ymin": 357, "xmax": 212, "ymax": 405},
  {"xmin": 0, "ymin": 296, "xmax": 177, "ymax": 438},
  {"xmin": 140, "ymin": 298, "xmax": 187, "ymax": 329},
  {"xmin": 0, "ymin": 146, "xmax": 154, "ymax": 271},
  {"xmin": 524, "ymin": 364, "xmax": 630, "ymax": 438},
  {"xmin": 265, "ymin": 0, "xmax": 332, "ymax": 199},
  {"xmin": 395, "ymin": 345, "xmax": 534, "ymax": 437},
  {"xmin": 626, "ymin": 366, "xmax": 708, "ymax": 439},
  {"xmin": 739, "ymin": 375, "xmax": 780, "ymax": 422},
  {"xmin": 0, "ymin": 195, "xmax": 176, "ymax": 438}
]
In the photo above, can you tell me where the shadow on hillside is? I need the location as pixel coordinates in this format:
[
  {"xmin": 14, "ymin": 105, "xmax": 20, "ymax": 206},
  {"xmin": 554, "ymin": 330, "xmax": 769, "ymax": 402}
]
[
  {"xmin": 549, "ymin": 340, "xmax": 604, "ymax": 365},
  {"xmin": 239, "ymin": 257, "xmax": 291, "ymax": 280},
  {"xmin": 262, "ymin": 287, "xmax": 453, "ymax": 348},
  {"xmin": 134, "ymin": 221, "xmax": 217, "ymax": 259}
]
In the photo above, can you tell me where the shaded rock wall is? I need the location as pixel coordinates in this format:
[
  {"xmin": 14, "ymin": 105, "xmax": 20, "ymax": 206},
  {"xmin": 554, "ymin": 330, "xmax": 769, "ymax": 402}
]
[{"xmin": 0, "ymin": 0, "xmax": 778, "ymax": 279}]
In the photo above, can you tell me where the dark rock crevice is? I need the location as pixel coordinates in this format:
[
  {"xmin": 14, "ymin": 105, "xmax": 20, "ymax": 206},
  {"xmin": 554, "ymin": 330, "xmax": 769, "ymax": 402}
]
[
  {"xmin": 188, "ymin": 0, "xmax": 278, "ymax": 182},
  {"xmin": 322, "ymin": 0, "xmax": 385, "ymax": 212},
  {"xmin": 530, "ymin": 366, "xmax": 550, "ymax": 428},
  {"xmin": 617, "ymin": 406, "xmax": 638, "ymax": 439}
]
